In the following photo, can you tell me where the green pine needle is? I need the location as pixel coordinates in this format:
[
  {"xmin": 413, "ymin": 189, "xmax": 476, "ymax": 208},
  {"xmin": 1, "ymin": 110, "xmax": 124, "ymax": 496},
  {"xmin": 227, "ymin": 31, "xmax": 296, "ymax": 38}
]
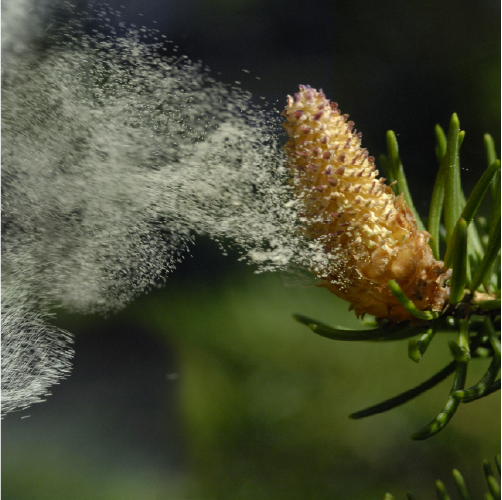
[
  {"xmin": 470, "ymin": 219, "xmax": 501, "ymax": 293},
  {"xmin": 428, "ymin": 192, "xmax": 444, "ymax": 261},
  {"xmin": 429, "ymin": 125, "xmax": 447, "ymax": 260},
  {"xmin": 379, "ymin": 154, "xmax": 396, "ymax": 191},
  {"xmin": 454, "ymin": 355, "xmax": 501, "ymax": 402},
  {"xmin": 435, "ymin": 124, "xmax": 448, "ymax": 164},
  {"xmin": 452, "ymin": 469, "xmax": 473, "ymax": 500},
  {"xmin": 293, "ymin": 314, "xmax": 425, "ymax": 341},
  {"xmin": 483, "ymin": 460, "xmax": 501, "ymax": 499},
  {"xmin": 411, "ymin": 361, "xmax": 467, "ymax": 440},
  {"xmin": 388, "ymin": 280, "xmax": 440, "ymax": 320},
  {"xmin": 408, "ymin": 326, "xmax": 436, "ymax": 363},
  {"xmin": 435, "ymin": 480, "xmax": 452, "ymax": 500},
  {"xmin": 350, "ymin": 361, "xmax": 456, "ymax": 420},
  {"xmin": 483, "ymin": 316, "xmax": 501, "ymax": 359},
  {"xmin": 386, "ymin": 130, "xmax": 425, "ymax": 231},
  {"xmin": 484, "ymin": 133, "xmax": 499, "ymax": 202},
  {"xmin": 443, "ymin": 114, "xmax": 462, "ymax": 245},
  {"xmin": 461, "ymin": 160, "xmax": 500, "ymax": 225},
  {"xmin": 447, "ymin": 218, "xmax": 468, "ymax": 303},
  {"xmin": 476, "ymin": 299, "xmax": 501, "ymax": 310}
]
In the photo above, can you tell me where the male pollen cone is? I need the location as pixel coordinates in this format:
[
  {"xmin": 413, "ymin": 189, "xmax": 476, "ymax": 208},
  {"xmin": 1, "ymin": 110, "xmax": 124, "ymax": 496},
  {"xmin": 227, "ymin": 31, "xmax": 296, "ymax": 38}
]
[{"xmin": 282, "ymin": 85, "xmax": 451, "ymax": 322}]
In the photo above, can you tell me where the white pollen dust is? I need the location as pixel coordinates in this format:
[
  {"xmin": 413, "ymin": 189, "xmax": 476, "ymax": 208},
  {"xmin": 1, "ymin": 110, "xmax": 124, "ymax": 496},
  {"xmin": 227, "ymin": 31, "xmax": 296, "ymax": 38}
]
[{"xmin": 1, "ymin": 1, "xmax": 328, "ymax": 416}]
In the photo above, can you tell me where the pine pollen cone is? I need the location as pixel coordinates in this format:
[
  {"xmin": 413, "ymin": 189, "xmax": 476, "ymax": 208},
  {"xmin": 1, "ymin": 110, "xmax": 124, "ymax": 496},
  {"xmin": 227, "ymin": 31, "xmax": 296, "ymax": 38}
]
[{"xmin": 282, "ymin": 85, "xmax": 451, "ymax": 322}]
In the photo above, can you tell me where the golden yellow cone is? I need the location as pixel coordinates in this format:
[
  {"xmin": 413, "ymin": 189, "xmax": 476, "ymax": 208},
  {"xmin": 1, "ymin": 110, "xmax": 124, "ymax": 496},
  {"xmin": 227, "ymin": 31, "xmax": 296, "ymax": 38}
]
[{"xmin": 282, "ymin": 85, "xmax": 451, "ymax": 322}]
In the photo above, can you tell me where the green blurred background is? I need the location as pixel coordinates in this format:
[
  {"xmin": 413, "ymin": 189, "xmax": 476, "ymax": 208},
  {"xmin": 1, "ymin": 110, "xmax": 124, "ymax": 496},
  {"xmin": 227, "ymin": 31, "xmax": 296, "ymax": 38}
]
[{"xmin": 2, "ymin": 0, "xmax": 500, "ymax": 498}]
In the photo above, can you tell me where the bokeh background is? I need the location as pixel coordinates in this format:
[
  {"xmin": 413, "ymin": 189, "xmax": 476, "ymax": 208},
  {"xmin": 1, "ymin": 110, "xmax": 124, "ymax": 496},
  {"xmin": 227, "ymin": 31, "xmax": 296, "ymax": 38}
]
[{"xmin": 2, "ymin": 0, "xmax": 500, "ymax": 498}]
